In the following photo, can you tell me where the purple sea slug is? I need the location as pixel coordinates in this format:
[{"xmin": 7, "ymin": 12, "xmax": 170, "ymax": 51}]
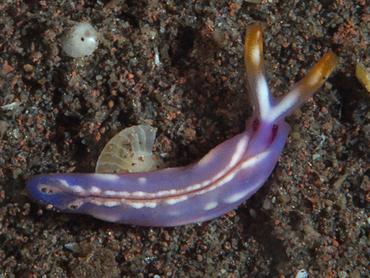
[{"xmin": 27, "ymin": 24, "xmax": 338, "ymax": 226}]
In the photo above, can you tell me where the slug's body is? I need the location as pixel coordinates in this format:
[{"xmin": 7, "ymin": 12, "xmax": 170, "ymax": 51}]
[{"xmin": 27, "ymin": 24, "xmax": 338, "ymax": 226}]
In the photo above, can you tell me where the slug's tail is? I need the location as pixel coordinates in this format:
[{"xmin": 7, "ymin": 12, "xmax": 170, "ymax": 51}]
[{"xmin": 244, "ymin": 23, "xmax": 339, "ymax": 123}]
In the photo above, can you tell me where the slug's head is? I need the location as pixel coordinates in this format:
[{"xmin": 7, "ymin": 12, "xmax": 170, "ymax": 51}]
[
  {"xmin": 247, "ymin": 117, "xmax": 291, "ymax": 155},
  {"xmin": 244, "ymin": 24, "xmax": 338, "ymax": 125},
  {"xmin": 26, "ymin": 175, "xmax": 83, "ymax": 211}
]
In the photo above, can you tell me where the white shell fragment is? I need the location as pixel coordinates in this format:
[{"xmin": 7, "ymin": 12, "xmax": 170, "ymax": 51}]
[
  {"xmin": 295, "ymin": 269, "xmax": 308, "ymax": 278},
  {"xmin": 62, "ymin": 22, "xmax": 99, "ymax": 58},
  {"xmin": 96, "ymin": 125, "xmax": 164, "ymax": 173}
]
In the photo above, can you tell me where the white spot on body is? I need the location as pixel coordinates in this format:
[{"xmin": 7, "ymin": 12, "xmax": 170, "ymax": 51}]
[
  {"xmin": 165, "ymin": 195, "xmax": 188, "ymax": 205},
  {"xmin": 145, "ymin": 202, "xmax": 157, "ymax": 208},
  {"xmin": 219, "ymin": 172, "xmax": 236, "ymax": 185},
  {"xmin": 155, "ymin": 189, "xmax": 178, "ymax": 197},
  {"xmin": 130, "ymin": 202, "xmax": 144, "ymax": 209},
  {"xmin": 128, "ymin": 201, "xmax": 157, "ymax": 209},
  {"xmin": 192, "ymin": 168, "xmax": 242, "ymax": 198},
  {"xmin": 104, "ymin": 190, "xmax": 118, "ymax": 196},
  {"xmin": 103, "ymin": 200, "xmax": 121, "ymax": 207},
  {"xmin": 251, "ymin": 46, "xmax": 260, "ymax": 66},
  {"xmin": 58, "ymin": 179, "xmax": 70, "ymax": 188},
  {"xmin": 200, "ymin": 180, "xmax": 211, "ymax": 187},
  {"xmin": 197, "ymin": 136, "xmax": 247, "ymax": 189},
  {"xmin": 229, "ymin": 138, "xmax": 248, "ymax": 167},
  {"xmin": 93, "ymin": 174, "xmax": 120, "ymax": 182},
  {"xmin": 90, "ymin": 186, "xmax": 101, "ymax": 194},
  {"xmin": 204, "ymin": 201, "xmax": 218, "ymax": 211},
  {"xmin": 138, "ymin": 177, "xmax": 147, "ymax": 184},
  {"xmin": 223, "ymin": 190, "xmax": 246, "ymax": 204},
  {"xmin": 241, "ymin": 149, "xmax": 270, "ymax": 170},
  {"xmin": 72, "ymin": 185, "xmax": 85, "ymax": 193},
  {"xmin": 131, "ymin": 191, "xmax": 148, "ymax": 197},
  {"xmin": 189, "ymin": 182, "xmax": 203, "ymax": 190},
  {"xmin": 223, "ymin": 178, "xmax": 265, "ymax": 204}
]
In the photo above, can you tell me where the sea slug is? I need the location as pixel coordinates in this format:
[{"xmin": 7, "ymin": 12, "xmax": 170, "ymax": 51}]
[{"xmin": 27, "ymin": 24, "xmax": 338, "ymax": 226}]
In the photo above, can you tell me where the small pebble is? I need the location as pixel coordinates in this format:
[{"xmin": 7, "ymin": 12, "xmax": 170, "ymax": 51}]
[
  {"xmin": 108, "ymin": 100, "xmax": 114, "ymax": 109},
  {"xmin": 23, "ymin": 64, "xmax": 34, "ymax": 73},
  {"xmin": 249, "ymin": 208, "xmax": 257, "ymax": 218},
  {"xmin": 262, "ymin": 198, "xmax": 272, "ymax": 210},
  {"xmin": 64, "ymin": 242, "xmax": 81, "ymax": 253},
  {"xmin": 0, "ymin": 120, "xmax": 8, "ymax": 139}
]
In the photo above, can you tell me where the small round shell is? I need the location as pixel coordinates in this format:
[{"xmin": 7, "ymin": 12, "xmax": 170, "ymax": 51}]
[
  {"xmin": 96, "ymin": 125, "xmax": 163, "ymax": 173},
  {"xmin": 62, "ymin": 22, "xmax": 99, "ymax": 58}
]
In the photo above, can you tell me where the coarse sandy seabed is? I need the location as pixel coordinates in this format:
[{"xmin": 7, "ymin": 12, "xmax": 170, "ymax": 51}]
[{"xmin": 0, "ymin": 1, "xmax": 368, "ymax": 277}]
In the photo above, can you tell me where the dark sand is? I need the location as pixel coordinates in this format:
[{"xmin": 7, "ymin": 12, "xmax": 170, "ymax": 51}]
[{"xmin": 0, "ymin": 1, "xmax": 368, "ymax": 277}]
